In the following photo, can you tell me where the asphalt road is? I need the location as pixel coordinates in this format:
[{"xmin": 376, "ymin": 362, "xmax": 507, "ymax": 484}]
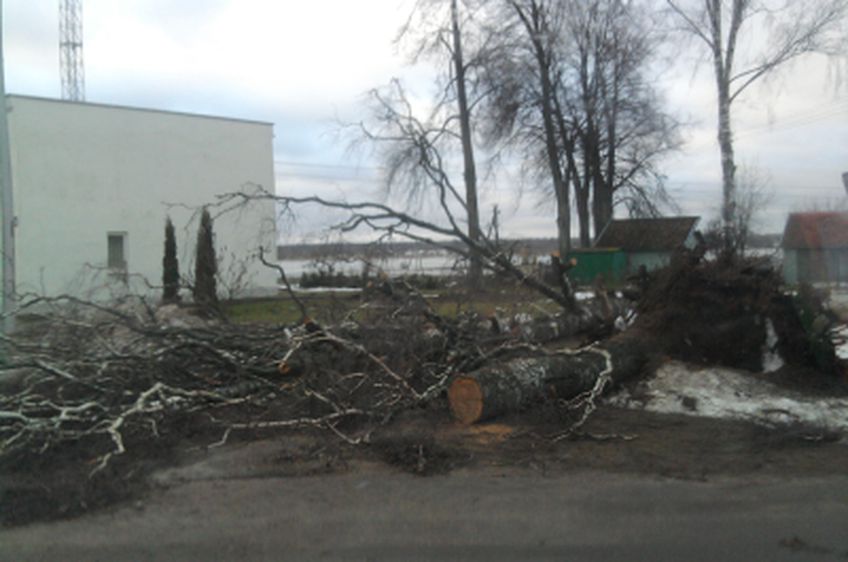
[{"xmin": 2, "ymin": 464, "xmax": 847, "ymax": 562}]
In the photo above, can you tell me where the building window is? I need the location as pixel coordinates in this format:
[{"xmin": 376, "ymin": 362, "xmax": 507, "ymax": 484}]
[{"xmin": 107, "ymin": 232, "xmax": 127, "ymax": 270}]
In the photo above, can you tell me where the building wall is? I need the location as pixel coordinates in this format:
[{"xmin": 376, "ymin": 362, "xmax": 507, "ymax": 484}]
[
  {"xmin": 787, "ymin": 248, "xmax": 848, "ymax": 284},
  {"xmin": 783, "ymin": 249, "xmax": 798, "ymax": 285},
  {"xmin": 566, "ymin": 249, "xmax": 627, "ymax": 285},
  {"xmin": 628, "ymin": 252, "xmax": 671, "ymax": 273},
  {"xmin": 7, "ymin": 95, "xmax": 277, "ymax": 299}
]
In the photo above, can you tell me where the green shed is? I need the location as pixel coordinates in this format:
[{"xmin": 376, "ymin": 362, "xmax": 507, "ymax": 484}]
[
  {"xmin": 565, "ymin": 248, "xmax": 627, "ymax": 285},
  {"xmin": 594, "ymin": 216, "xmax": 700, "ymax": 276}
]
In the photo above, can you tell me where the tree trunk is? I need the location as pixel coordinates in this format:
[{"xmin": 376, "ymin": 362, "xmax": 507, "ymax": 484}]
[
  {"xmin": 553, "ymin": 97, "xmax": 589, "ymax": 249},
  {"xmin": 451, "ymin": 0, "xmax": 482, "ymax": 289},
  {"xmin": 512, "ymin": 296, "xmax": 629, "ymax": 343},
  {"xmin": 448, "ymin": 333, "xmax": 649, "ymax": 424},
  {"xmin": 590, "ymin": 138, "xmax": 612, "ymax": 240},
  {"xmin": 554, "ymin": 175, "xmax": 571, "ymax": 259},
  {"xmin": 603, "ymin": 77, "xmax": 618, "ymax": 226},
  {"xmin": 565, "ymin": 159, "xmax": 592, "ymax": 249},
  {"xmin": 575, "ymin": 179, "xmax": 591, "ymax": 248},
  {"xmin": 709, "ymin": 0, "xmax": 738, "ymax": 261},
  {"xmin": 542, "ymin": 70, "xmax": 570, "ymax": 259},
  {"xmin": 717, "ymin": 82, "xmax": 737, "ymax": 258}
]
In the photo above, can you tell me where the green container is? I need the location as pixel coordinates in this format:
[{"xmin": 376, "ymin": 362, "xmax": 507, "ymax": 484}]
[{"xmin": 565, "ymin": 248, "xmax": 627, "ymax": 285}]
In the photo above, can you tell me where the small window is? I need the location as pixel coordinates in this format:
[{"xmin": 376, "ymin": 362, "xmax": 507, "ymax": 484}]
[{"xmin": 107, "ymin": 233, "xmax": 127, "ymax": 270}]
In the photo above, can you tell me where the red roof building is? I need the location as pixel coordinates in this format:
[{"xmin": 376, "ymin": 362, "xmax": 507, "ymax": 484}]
[{"xmin": 782, "ymin": 212, "xmax": 848, "ymax": 284}]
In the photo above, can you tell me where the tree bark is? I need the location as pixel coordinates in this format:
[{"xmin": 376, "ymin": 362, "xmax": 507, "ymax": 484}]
[
  {"xmin": 512, "ymin": 296, "xmax": 629, "ymax": 343},
  {"xmin": 589, "ymin": 133, "xmax": 612, "ymax": 240},
  {"xmin": 553, "ymin": 96, "xmax": 589, "ymax": 248},
  {"xmin": 710, "ymin": 0, "xmax": 743, "ymax": 259},
  {"xmin": 717, "ymin": 84, "xmax": 736, "ymax": 258},
  {"xmin": 451, "ymin": 0, "xmax": 483, "ymax": 289},
  {"xmin": 448, "ymin": 333, "xmax": 649, "ymax": 424}
]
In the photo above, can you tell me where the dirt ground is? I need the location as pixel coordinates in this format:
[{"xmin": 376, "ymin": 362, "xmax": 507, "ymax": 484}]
[
  {"xmin": 3, "ymin": 261, "xmax": 848, "ymax": 536},
  {"xmin": 4, "ymin": 391, "xmax": 848, "ymax": 530},
  {"xmin": 3, "ymin": 400, "xmax": 848, "ymax": 561}
]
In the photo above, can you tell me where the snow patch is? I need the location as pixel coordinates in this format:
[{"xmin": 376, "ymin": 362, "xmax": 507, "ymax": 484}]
[
  {"xmin": 288, "ymin": 286, "xmax": 362, "ymax": 294},
  {"xmin": 613, "ymin": 311, "xmax": 637, "ymax": 333},
  {"xmin": 761, "ymin": 318, "xmax": 784, "ymax": 373},
  {"xmin": 608, "ymin": 361, "xmax": 848, "ymax": 432},
  {"xmin": 513, "ymin": 312, "xmax": 533, "ymax": 325},
  {"xmin": 832, "ymin": 324, "xmax": 848, "ymax": 360},
  {"xmin": 613, "ymin": 316, "xmax": 627, "ymax": 332}
]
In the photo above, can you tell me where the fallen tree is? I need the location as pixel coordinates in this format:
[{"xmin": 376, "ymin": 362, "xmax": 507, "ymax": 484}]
[
  {"xmin": 1, "ymin": 252, "xmax": 844, "ymax": 526},
  {"xmin": 449, "ymin": 253, "xmax": 843, "ymax": 425},
  {"xmin": 449, "ymin": 333, "xmax": 650, "ymax": 424},
  {"xmin": 217, "ymin": 185, "xmax": 578, "ymax": 311}
]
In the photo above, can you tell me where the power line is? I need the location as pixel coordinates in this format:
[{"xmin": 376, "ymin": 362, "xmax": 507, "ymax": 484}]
[
  {"xmin": 276, "ymin": 172, "xmax": 376, "ymax": 183},
  {"xmin": 668, "ymin": 183, "xmax": 843, "ymax": 192},
  {"xmin": 275, "ymin": 160, "xmax": 384, "ymax": 173},
  {"xmin": 734, "ymin": 100, "xmax": 848, "ymax": 139}
]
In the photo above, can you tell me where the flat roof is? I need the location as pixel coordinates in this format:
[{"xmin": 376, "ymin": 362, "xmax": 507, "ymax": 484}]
[{"xmin": 6, "ymin": 94, "xmax": 274, "ymax": 127}]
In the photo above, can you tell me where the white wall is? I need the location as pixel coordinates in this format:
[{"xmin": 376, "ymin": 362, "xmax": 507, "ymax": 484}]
[{"xmin": 7, "ymin": 95, "xmax": 277, "ymax": 300}]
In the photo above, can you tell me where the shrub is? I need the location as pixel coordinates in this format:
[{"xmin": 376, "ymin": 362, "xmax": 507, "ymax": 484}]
[
  {"xmin": 162, "ymin": 217, "xmax": 180, "ymax": 303},
  {"xmin": 193, "ymin": 208, "xmax": 219, "ymax": 310}
]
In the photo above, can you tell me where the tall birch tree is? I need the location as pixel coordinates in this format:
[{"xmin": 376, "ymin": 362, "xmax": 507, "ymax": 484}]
[{"xmin": 667, "ymin": 0, "xmax": 846, "ymax": 257}]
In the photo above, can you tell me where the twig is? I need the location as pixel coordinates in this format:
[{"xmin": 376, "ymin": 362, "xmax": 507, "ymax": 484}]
[
  {"xmin": 258, "ymin": 246, "xmax": 309, "ymax": 322},
  {"xmin": 550, "ymin": 346, "xmax": 614, "ymax": 442},
  {"xmin": 228, "ymin": 409, "xmax": 366, "ymax": 430}
]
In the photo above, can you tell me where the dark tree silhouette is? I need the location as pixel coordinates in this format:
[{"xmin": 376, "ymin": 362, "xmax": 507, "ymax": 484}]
[
  {"xmin": 162, "ymin": 217, "xmax": 180, "ymax": 303},
  {"xmin": 193, "ymin": 208, "xmax": 218, "ymax": 310}
]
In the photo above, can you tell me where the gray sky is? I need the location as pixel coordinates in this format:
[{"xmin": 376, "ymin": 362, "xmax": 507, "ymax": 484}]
[{"xmin": 5, "ymin": 0, "xmax": 847, "ymax": 240}]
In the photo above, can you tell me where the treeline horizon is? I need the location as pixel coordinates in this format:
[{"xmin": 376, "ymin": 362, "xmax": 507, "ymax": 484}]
[{"xmin": 277, "ymin": 232, "xmax": 783, "ymax": 260}]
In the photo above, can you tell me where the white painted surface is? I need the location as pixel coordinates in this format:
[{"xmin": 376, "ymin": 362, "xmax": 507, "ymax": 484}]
[
  {"xmin": 608, "ymin": 361, "xmax": 848, "ymax": 432},
  {"xmin": 6, "ymin": 95, "xmax": 277, "ymax": 299},
  {"xmin": 833, "ymin": 325, "xmax": 848, "ymax": 360}
]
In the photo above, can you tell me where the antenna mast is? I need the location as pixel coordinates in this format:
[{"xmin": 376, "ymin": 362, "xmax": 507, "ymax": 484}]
[{"xmin": 59, "ymin": 0, "xmax": 85, "ymax": 101}]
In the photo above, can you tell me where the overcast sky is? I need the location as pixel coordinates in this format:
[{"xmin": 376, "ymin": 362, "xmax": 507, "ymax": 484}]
[{"xmin": 4, "ymin": 0, "xmax": 846, "ymax": 240}]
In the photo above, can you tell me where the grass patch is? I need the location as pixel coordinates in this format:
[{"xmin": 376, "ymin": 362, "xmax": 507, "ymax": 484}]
[
  {"xmin": 224, "ymin": 284, "xmax": 565, "ymax": 326},
  {"xmin": 427, "ymin": 287, "xmax": 563, "ymax": 318},
  {"xmin": 224, "ymin": 293, "xmax": 360, "ymax": 324}
]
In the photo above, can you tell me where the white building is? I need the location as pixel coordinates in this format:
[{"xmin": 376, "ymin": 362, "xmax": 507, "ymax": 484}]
[{"xmin": 4, "ymin": 95, "xmax": 277, "ymax": 301}]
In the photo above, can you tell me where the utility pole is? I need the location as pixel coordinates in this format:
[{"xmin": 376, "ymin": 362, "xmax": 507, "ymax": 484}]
[
  {"xmin": 0, "ymin": 0, "xmax": 16, "ymax": 333},
  {"xmin": 59, "ymin": 0, "xmax": 85, "ymax": 101}
]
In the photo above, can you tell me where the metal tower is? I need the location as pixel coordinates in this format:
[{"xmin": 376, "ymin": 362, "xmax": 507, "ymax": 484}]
[{"xmin": 59, "ymin": 0, "xmax": 85, "ymax": 101}]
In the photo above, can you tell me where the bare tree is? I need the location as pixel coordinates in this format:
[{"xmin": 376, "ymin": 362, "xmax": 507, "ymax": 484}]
[
  {"xmin": 359, "ymin": 0, "xmax": 493, "ymax": 289},
  {"xmin": 567, "ymin": 0, "xmax": 680, "ymax": 239},
  {"xmin": 449, "ymin": 0, "xmax": 484, "ymax": 288},
  {"xmin": 480, "ymin": 0, "xmax": 679, "ymax": 249},
  {"xmin": 508, "ymin": 1, "xmax": 572, "ymax": 256},
  {"xmin": 667, "ymin": 0, "xmax": 846, "ymax": 258}
]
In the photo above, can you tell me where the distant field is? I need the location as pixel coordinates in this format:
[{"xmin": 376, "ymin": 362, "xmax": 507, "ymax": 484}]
[{"xmin": 224, "ymin": 284, "xmax": 564, "ymax": 325}]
